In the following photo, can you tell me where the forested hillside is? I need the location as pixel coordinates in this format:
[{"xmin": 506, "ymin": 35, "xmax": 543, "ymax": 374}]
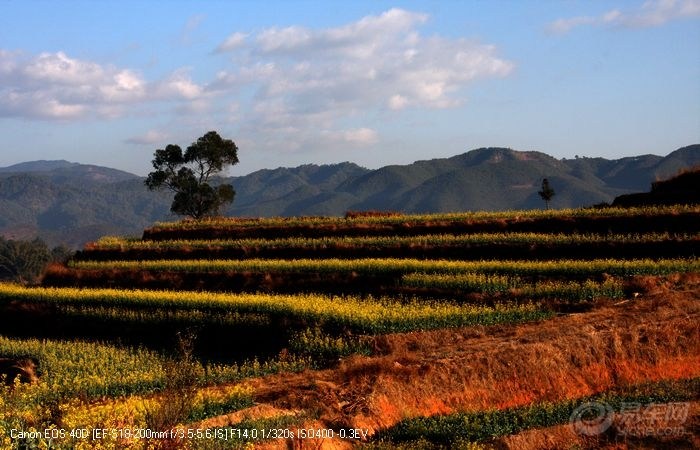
[{"xmin": 0, "ymin": 145, "xmax": 698, "ymax": 247}]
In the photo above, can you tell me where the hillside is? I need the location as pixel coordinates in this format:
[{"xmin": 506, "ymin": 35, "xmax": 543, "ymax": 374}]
[
  {"xmin": 0, "ymin": 160, "xmax": 138, "ymax": 184},
  {"xmin": 0, "ymin": 174, "xmax": 171, "ymax": 247},
  {"xmin": 613, "ymin": 166, "xmax": 700, "ymax": 207},
  {"xmin": 0, "ymin": 145, "xmax": 698, "ymax": 247}
]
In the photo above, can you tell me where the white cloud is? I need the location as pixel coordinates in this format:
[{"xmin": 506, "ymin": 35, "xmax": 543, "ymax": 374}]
[
  {"xmin": 0, "ymin": 50, "xmax": 19, "ymax": 74},
  {"xmin": 215, "ymin": 32, "xmax": 248, "ymax": 53},
  {"xmin": 125, "ymin": 130, "xmax": 169, "ymax": 145},
  {"xmin": 256, "ymin": 26, "xmax": 313, "ymax": 54},
  {"xmin": 100, "ymin": 70, "xmax": 146, "ymax": 101},
  {"xmin": 548, "ymin": 0, "xmax": 700, "ymax": 34},
  {"xmin": 252, "ymin": 9, "xmax": 428, "ymax": 57},
  {"xmin": 213, "ymin": 8, "xmax": 513, "ymax": 152},
  {"xmin": 623, "ymin": 0, "xmax": 700, "ymax": 26},
  {"xmin": 388, "ymin": 94, "xmax": 409, "ymax": 110},
  {"xmin": 0, "ymin": 50, "xmax": 205, "ymax": 119},
  {"xmin": 1, "ymin": 7, "xmax": 514, "ymax": 160},
  {"xmin": 548, "ymin": 16, "xmax": 598, "ymax": 34},
  {"xmin": 157, "ymin": 69, "xmax": 202, "ymax": 99},
  {"xmin": 24, "ymin": 51, "xmax": 105, "ymax": 85},
  {"xmin": 342, "ymin": 127, "xmax": 379, "ymax": 144}
]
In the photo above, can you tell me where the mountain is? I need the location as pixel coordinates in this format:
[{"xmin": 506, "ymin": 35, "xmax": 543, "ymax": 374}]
[
  {"xmin": 0, "ymin": 174, "xmax": 171, "ymax": 248},
  {"xmin": 229, "ymin": 162, "xmax": 370, "ymax": 216},
  {"xmin": 0, "ymin": 160, "xmax": 138, "ymax": 184},
  {"xmin": 0, "ymin": 145, "xmax": 698, "ymax": 248},
  {"xmin": 0, "ymin": 160, "xmax": 79, "ymax": 172}
]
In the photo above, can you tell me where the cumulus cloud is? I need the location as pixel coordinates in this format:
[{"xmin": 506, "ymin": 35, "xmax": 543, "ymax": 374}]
[
  {"xmin": 213, "ymin": 8, "xmax": 513, "ymax": 151},
  {"xmin": 1, "ymin": 8, "xmax": 514, "ymax": 159},
  {"xmin": 0, "ymin": 50, "xmax": 205, "ymax": 119},
  {"xmin": 157, "ymin": 69, "xmax": 202, "ymax": 99},
  {"xmin": 249, "ymin": 9, "xmax": 428, "ymax": 57},
  {"xmin": 548, "ymin": 0, "xmax": 700, "ymax": 34}
]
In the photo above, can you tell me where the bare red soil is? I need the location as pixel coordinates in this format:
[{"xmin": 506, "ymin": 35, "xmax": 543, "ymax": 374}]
[{"xmin": 196, "ymin": 279, "xmax": 699, "ymax": 448}]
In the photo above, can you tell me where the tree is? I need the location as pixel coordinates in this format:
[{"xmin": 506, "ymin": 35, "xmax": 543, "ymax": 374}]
[
  {"xmin": 0, "ymin": 237, "xmax": 52, "ymax": 284},
  {"xmin": 145, "ymin": 131, "xmax": 239, "ymax": 219},
  {"xmin": 538, "ymin": 178, "xmax": 555, "ymax": 210}
]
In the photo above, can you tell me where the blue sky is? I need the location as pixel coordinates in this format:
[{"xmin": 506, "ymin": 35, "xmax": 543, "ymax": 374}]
[{"xmin": 1, "ymin": 0, "xmax": 698, "ymax": 175}]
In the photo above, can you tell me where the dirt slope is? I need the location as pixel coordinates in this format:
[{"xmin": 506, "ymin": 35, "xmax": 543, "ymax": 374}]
[{"xmin": 198, "ymin": 276, "xmax": 700, "ymax": 448}]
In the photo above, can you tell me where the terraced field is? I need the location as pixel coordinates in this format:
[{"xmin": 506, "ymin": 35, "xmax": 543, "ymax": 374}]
[{"xmin": 1, "ymin": 205, "xmax": 699, "ymax": 449}]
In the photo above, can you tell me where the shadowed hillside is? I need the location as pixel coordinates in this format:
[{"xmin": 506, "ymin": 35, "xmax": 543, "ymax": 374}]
[{"xmin": 613, "ymin": 165, "xmax": 700, "ymax": 207}]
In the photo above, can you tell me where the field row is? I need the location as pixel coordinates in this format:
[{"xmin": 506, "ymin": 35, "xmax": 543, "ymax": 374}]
[
  {"xmin": 149, "ymin": 205, "xmax": 699, "ymax": 229},
  {"xmin": 77, "ymin": 232, "xmax": 699, "ymax": 261},
  {"xmin": 94, "ymin": 232, "xmax": 693, "ymax": 249},
  {"xmin": 401, "ymin": 273, "xmax": 624, "ymax": 300},
  {"xmin": 45, "ymin": 258, "xmax": 696, "ymax": 301},
  {"xmin": 0, "ymin": 284, "xmax": 552, "ymax": 334},
  {"xmin": 142, "ymin": 206, "xmax": 700, "ymax": 240},
  {"xmin": 67, "ymin": 257, "xmax": 700, "ymax": 278}
]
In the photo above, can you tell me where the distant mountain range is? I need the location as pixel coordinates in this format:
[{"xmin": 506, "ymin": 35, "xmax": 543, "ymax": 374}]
[{"xmin": 1, "ymin": 145, "xmax": 698, "ymax": 248}]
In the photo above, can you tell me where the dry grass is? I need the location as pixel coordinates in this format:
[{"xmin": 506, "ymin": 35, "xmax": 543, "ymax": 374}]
[
  {"xmin": 246, "ymin": 284, "xmax": 700, "ymax": 436},
  {"xmin": 344, "ymin": 211, "xmax": 402, "ymax": 219},
  {"xmin": 0, "ymin": 357, "xmax": 39, "ymax": 385}
]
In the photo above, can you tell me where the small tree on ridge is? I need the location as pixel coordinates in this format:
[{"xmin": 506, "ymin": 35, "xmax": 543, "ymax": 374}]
[
  {"xmin": 145, "ymin": 131, "xmax": 239, "ymax": 219},
  {"xmin": 538, "ymin": 178, "xmax": 555, "ymax": 210}
]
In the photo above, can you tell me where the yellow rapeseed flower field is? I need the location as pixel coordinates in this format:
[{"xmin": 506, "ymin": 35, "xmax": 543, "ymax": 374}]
[
  {"xmin": 70, "ymin": 257, "xmax": 700, "ymax": 277},
  {"xmin": 0, "ymin": 284, "xmax": 550, "ymax": 333}
]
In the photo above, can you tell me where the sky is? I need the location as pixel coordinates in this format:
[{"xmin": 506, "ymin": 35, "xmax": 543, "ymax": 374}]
[{"xmin": 0, "ymin": 0, "xmax": 699, "ymax": 176}]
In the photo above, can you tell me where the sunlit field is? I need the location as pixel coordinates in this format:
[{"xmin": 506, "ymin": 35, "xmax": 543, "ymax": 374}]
[{"xmin": 1, "ymin": 206, "xmax": 698, "ymax": 448}]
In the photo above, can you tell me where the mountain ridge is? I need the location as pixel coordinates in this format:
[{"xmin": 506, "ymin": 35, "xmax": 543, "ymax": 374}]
[{"xmin": 1, "ymin": 145, "xmax": 698, "ymax": 248}]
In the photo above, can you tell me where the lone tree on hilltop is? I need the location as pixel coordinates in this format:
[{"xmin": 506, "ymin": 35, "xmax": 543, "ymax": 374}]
[
  {"xmin": 538, "ymin": 178, "xmax": 555, "ymax": 210},
  {"xmin": 145, "ymin": 131, "xmax": 239, "ymax": 219}
]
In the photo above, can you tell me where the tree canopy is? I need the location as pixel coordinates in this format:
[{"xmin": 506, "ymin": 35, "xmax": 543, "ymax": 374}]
[
  {"xmin": 0, "ymin": 237, "xmax": 72, "ymax": 284},
  {"xmin": 145, "ymin": 131, "xmax": 239, "ymax": 219}
]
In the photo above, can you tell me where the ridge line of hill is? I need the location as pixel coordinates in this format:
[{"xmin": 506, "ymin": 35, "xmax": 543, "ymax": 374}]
[{"xmin": 0, "ymin": 145, "xmax": 698, "ymax": 248}]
